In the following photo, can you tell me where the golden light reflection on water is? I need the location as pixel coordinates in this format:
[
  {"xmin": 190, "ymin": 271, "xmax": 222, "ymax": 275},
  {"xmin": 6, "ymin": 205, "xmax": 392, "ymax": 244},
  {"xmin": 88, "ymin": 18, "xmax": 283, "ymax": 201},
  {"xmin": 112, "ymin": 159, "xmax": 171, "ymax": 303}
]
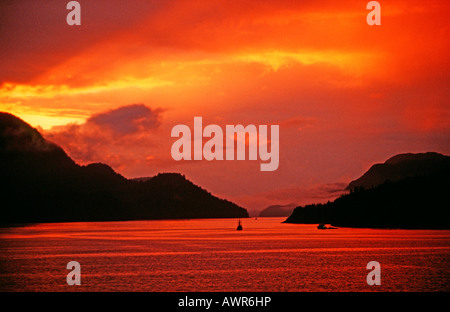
[{"xmin": 1, "ymin": 218, "xmax": 449, "ymax": 292}]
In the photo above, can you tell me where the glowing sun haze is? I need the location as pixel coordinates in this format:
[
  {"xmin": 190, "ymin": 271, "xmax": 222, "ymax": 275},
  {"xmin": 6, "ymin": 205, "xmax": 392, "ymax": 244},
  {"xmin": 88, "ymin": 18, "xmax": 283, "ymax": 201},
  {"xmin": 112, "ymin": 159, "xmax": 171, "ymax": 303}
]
[{"xmin": 1, "ymin": 0, "xmax": 449, "ymax": 214}]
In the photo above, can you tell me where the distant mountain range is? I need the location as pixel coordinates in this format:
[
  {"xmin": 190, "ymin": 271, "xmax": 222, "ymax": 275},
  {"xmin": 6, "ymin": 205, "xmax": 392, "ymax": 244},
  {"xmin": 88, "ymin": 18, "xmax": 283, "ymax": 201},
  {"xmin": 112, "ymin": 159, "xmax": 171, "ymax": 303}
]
[
  {"xmin": 258, "ymin": 203, "xmax": 296, "ymax": 217},
  {"xmin": 285, "ymin": 152, "xmax": 450, "ymax": 229},
  {"xmin": 0, "ymin": 112, "xmax": 248, "ymax": 224}
]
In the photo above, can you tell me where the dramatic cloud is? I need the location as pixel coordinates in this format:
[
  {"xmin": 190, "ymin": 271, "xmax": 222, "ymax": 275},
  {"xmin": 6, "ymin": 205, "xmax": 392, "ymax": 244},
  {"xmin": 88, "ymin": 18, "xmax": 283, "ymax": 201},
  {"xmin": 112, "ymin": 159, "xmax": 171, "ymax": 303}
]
[
  {"xmin": 44, "ymin": 104, "xmax": 163, "ymax": 173},
  {"xmin": 88, "ymin": 104, "xmax": 161, "ymax": 136},
  {"xmin": 0, "ymin": 0, "xmax": 161, "ymax": 84},
  {"xmin": 1, "ymin": 1, "xmax": 449, "ymax": 210}
]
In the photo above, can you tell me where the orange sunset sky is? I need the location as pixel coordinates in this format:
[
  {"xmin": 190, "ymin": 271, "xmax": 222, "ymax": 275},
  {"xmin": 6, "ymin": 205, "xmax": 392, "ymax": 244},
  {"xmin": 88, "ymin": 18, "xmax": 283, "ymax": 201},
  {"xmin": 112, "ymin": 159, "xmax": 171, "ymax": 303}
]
[{"xmin": 1, "ymin": 0, "xmax": 449, "ymax": 214}]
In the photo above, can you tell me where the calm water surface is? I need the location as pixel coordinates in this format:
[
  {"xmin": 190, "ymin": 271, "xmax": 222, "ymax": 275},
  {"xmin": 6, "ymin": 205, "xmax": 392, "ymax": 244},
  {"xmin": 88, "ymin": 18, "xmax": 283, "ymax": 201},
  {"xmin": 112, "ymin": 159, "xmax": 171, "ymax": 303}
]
[{"xmin": 0, "ymin": 218, "xmax": 449, "ymax": 292}]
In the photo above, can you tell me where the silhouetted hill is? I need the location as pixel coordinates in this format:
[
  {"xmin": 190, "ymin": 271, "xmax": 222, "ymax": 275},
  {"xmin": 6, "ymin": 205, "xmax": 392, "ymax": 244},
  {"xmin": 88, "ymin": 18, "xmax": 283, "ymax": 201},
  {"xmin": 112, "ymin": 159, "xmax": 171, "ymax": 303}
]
[
  {"xmin": 285, "ymin": 153, "xmax": 450, "ymax": 229},
  {"xmin": 259, "ymin": 203, "xmax": 296, "ymax": 217},
  {"xmin": 124, "ymin": 173, "xmax": 248, "ymax": 219},
  {"xmin": 0, "ymin": 112, "xmax": 248, "ymax": 224},
  {"xmin": 346, "ymin": 152, "xmax": 450, "ymax": 191}
]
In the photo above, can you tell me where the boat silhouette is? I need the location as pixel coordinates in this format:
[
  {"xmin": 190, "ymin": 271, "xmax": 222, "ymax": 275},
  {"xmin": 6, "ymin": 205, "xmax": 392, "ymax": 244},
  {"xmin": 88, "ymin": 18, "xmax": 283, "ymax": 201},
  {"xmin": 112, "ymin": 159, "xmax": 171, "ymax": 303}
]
[
  {"xmin": 317, "ymin": 224, "xmax": 338, "ymax": 230},
  {"xmin": 236, "ymin": 219, "xmax": 243, "ymax": 231}
]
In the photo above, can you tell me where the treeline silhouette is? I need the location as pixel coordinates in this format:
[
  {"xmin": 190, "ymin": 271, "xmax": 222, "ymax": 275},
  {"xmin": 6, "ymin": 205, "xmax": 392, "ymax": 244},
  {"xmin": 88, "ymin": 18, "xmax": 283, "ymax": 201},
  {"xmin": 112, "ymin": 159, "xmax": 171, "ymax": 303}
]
[{"xmin": 0, "ymin": 112, "xmax": 248, "ymax": 224}]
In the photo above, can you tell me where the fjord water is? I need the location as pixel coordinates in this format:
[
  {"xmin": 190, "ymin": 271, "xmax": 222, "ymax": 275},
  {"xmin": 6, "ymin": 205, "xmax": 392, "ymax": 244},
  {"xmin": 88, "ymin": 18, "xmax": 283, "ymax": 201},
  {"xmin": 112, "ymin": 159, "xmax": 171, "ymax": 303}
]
[{"xmin": 0, "ymin": 218, "xmax": 448, "ymax": 292}]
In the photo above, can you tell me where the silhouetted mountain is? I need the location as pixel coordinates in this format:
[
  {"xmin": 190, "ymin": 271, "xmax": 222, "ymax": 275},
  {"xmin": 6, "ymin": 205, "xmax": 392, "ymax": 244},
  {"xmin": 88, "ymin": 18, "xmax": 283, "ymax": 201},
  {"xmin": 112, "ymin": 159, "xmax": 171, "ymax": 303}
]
[
  {"xmin": 259, "ymin": 203, "xmax": 296, "ymax": 217},
  {"xmin": 285, "ymin": 153, "xmax": 450, "ymax": 229},
  {"xmin": 346, "ymin": 152, "xmax": 450, "ymax": 191},
  {"xmin": 0, "ymin": 112, "xmax": 248, "ymax": 224}
]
